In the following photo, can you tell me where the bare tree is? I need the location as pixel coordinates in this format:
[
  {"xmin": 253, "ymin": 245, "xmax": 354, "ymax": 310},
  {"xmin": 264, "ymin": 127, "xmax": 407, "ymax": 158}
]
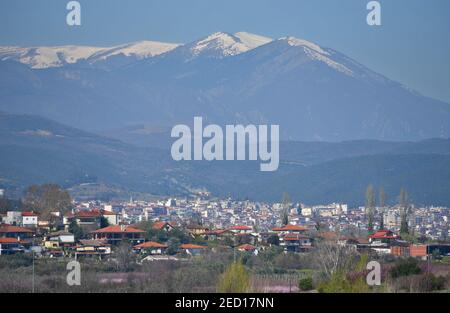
[
  {"xmin": 312, "ymin": 233, "xmax": 357, "ymax": 280},
  {"xmin": 115, "ymin": 240, "xmax": 136, "ymax": 272}
]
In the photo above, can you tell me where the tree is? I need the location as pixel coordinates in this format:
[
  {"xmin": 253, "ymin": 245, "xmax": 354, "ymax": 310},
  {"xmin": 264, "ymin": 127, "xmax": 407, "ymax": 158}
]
[
  {"xmin": 378, "ymin": 187, "xmax": 386, "ymax": 230},
  {"xmin": 379, "ymin": 187, "xmax": 386, "ymax": 207},
  {"xmin": 68, "ymin": 219, "xmax": 84, "ymax": 241},
  {"xmin": 267, "ymin": 234, "xmax": 280, "ymax": 246},
  {"xmin": 115, "ymin": 240, "xmax": 136, "ymax": 272},
  {"xmin": 399, "ymin": 188, "xmax": 409, "ymax": 234},
  {"xmin": 365, "ymin": 185, "xmax": 376, "ymax": 233},
  {"xmin": 312, "ymin": 234, "xmax": 357, "ymax": 281},
  {"xmin": 217, "ymin": 261, "xmax": 250, "ymax": 293},
  {"xmin": 281, "ymin": 192, "xmax": 291, "ymax": 225},
  {"xmin": 99, "ymin": 216, "xmax": 110, "ymax": 228},
  {"xmin": 23, "ymin": 184, "xmax": 72, "ymax": 219}
]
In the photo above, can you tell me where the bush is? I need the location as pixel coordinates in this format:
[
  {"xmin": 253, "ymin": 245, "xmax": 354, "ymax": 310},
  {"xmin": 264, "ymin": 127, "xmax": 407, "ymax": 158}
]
[
  {"xmin": 419, "ymin": 274, "xmax": 447, "ymax": 292},
  {"xmin": 0, "ymin": 253, "xmax": 33, "ymax": 269},
  {"xmin": 299, "ymin": 277, "xmax": 313, "ymax": 291},
  {"xmin": 217, "ymin": 261, "xmax": 250, "ymax": 293},
  {"xmin": 390, "ymin": 257, "xmax": 422, "ymax": 278}
]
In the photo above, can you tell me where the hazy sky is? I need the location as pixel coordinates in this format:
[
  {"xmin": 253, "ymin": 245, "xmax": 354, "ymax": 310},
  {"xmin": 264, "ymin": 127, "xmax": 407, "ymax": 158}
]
[{"xmin": 1, "ymin": 0, "xmax": 449, "ymax": 103}]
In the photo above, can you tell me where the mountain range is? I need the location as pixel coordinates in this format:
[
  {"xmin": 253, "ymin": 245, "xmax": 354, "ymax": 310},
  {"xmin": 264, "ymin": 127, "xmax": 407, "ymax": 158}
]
[
  {"xmin": 1, "ymin": 31, "xmax": 449, "ymax": 141},
  {"xmin": 1, "ymin": 31, "xmax": 450, "ymax": 205}
]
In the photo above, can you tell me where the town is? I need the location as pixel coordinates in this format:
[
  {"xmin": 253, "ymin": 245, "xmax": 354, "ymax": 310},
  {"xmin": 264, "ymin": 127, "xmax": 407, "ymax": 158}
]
[{"xmin": 0, "ymin": 185, "xmax": 449, "ymax": 292}]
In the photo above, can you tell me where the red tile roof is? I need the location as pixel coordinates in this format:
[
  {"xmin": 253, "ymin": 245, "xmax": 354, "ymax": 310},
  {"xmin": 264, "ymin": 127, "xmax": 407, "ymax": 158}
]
[
  {"xmin": 75, "ymin": 210, "xmax": 102, "ymax": 218},
  {"xmin": 91, "ymin": 225, "xmax": 144, "ymax": 234},
  {"xmin": 272, "ymin": 224, "xmax": 308, "ymax": 232},
  {"xmin": 179, "ymin": 243, "xmax": 207, "ymax": 249},
  {"xmin": 22, "ymin": 211, "xmax": 38, "ymax": 217},
  {"xmin": 237, "ymin": 244, "xmax": 256, "ymax": 251},
  {"xmin": 0, "ymin": 224, "xmax": 34, "ymax": 233},
  {"xmin": 0, "ymin": 237, "xmax": 21, "ymax": 244},
  {"xmin": 152, "ymin": 221, "xmax": 173, "ymax": 230},
  {"xmin": 134, "ymin": 241, "xmax": 168, "ymax": 249},
  {"xmin": 205, "ymin": 229, "xmax": 228, "ymax": 235},
  {"xmin": 369, "ymin": 230, "xmax": 397, "ymax": 239}
]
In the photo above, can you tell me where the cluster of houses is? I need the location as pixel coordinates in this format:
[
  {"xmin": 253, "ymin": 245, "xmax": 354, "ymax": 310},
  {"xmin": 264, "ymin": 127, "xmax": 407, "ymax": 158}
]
[{"xmin": 0, "ymin": 206, "xmax": 449, "ymax": 262}]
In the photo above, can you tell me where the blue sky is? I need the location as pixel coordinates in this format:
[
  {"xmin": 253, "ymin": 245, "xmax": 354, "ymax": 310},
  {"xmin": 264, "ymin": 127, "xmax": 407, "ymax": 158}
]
[{"xmin": 1, "ymin": 0, "xmax": 449, "ymax": 103}]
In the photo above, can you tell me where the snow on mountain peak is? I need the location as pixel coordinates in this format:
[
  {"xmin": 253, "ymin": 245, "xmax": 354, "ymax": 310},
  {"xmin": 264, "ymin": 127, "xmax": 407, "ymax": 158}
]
[
  {"xmin": 189, "ymin": 32, "xmax": 248, "ymax": 57},
  {"xmin": 278, "ymin": 36, "xmax": 353, "ymax": 76},
  {"xmin": 0, "ymin": 40, "xmax": 180, "ymax": 69},
  {"xmin": 188, "ymin": 31, "xmax": 273, "ymax": 58},
  {"xmin": 88, "ymin": 40, "xmax": 180, "ymax": 61},
  {"xmin": 234, "ymin": 32, "xmax": 273, "ymax": 49},
  {"xmin": 281, "ymin": 36, "xmax": 328, "ymax": 55},
  {"xmin": 0, "ymin": 45, "xmax": 104, "ymax": 69}
]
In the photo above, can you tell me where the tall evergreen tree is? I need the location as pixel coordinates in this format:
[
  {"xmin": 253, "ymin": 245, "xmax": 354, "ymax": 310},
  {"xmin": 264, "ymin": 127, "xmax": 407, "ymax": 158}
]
[
  {"xmin": 281, "ymin": 192, "xmax": 291, "ymax": 225},
  {"xmin": 365, "ymin": 185, "xmax": 376, "ymax": 233},
  {"xmin": 399, "ymin": 188, "xmax": 409, "ymax": 234},
  {"xmin": 379, "ymin": 187, "xmax": 386, "ymax": 230}
]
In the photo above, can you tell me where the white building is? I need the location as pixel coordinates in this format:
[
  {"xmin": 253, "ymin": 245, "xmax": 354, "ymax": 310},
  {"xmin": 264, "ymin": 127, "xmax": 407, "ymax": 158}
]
[
  {"xmin": 22, "ymin": 212, "xmax": 38, "ymax": 227},
  {"xmin": 4, "ymin": 211, "xmax": 22, "ymax": 225}
]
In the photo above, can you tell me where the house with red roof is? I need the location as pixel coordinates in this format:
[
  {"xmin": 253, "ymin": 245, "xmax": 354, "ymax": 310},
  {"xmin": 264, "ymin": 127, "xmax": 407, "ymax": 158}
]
[
  {"xmin": 368, "ymin": 229, "xmax": 399, "ymax": 244},
  {"xmin": 272, "ymin": 224, "xmax": 308, "ymax": 234},
  {"xmin": 133, "ymin": 241, "xmax": 168, "ymax": 255},
  {"xmin": 0, "ymin": 237, "xmax": 26, "ymax": 255},
  {"xmin": 279, "ymin": 233, "xmax": 312, "ymax": 252},
  {"xmin": 21, "ymin": 211, "xmax": 39, "ymax": 228},
  {"xmin": 72, "ymin": 239, "xmax": 111, "ymax": 260},
  {"xmin": 64, "ymin": 209, "xmax": 119, "ymax": 232},
  {"xmin": 91, "ymin": 225, "xmax": 145, "ymax": 245},
  {"xmin": 237, "ymin": 243, "xmax": 257, "ymax": 252},
  {"xmin": 0, "ymin": 224, "xmax": 34, "ymax": 240},
  {"xmin": 367, "ymin": 229, "xmax": 401, "ymax": 254},
  {"xmin": 228, "ymin": 225, "xmax": 252, "ymax": 234},
  {"xmin": 179, "ymin": 243, "xmax": 207, "ymax": 256},
  {"xmin": 152, "ymin": 221, "xmax": 174, "ymax": 232}
]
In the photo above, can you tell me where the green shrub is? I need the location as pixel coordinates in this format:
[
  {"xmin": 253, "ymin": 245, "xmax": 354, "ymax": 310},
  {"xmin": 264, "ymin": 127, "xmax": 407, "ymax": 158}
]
[
  {"xmin": 299, "ymin": 277, "xmax": 313, "ymax": 291},
  {"xmin": 390, "ymin": 257, "xmax": 421, "ymax": 278},
  {"xmin": 420, "ymin": 274, "xmax": 447, "ymax": 291}
]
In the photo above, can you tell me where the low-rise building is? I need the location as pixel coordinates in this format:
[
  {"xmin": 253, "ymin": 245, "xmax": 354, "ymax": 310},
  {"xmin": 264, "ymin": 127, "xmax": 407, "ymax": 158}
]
[
  {"xmin": 133, "ymin": 241, "xmax": 167, "ymax": 255},
  {"xmin": 179, "ymin": 243, "xmax": 207, "ymax": 256},
  {"xmin": 22, "ymin": 212, "xmax": 38, "ymax": 228},
  {"xmin": 91, "ymin": 225, "xmax": 145, "ymax": 245},
  {"xmin": 0, "ymin": 237, "xmax": 25, "ymax": 255}
]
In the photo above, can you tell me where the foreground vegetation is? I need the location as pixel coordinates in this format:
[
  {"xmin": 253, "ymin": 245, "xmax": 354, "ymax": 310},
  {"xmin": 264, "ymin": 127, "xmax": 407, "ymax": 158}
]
[{"xmin": 0, "ymin": 244, "xmax": 448, "ymax": 293}]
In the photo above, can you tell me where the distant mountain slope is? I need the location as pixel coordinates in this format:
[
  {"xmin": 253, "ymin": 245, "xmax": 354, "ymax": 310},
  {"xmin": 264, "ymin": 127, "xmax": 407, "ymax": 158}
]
[
  {"xmin": 209, "ymin": 154, "xmax": 450, "ymax": 206},
  {"xmin": 1, "ymin": 31, "xmax": 449, "ymax": 141},
  {"xmin": 0, "ymin": 112, "xmax": 187, "ymax": 197},
  {"xmin": 1, "ymin": 112, "xmax": 450, "ymax": 206}
]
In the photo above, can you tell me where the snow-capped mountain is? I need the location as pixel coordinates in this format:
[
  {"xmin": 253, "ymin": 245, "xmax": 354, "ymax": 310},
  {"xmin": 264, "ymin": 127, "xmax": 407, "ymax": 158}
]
[
  {"xmin": 0, "ymin": 45, "xmax": 103, "ymax": 69},
  {"xmin": 0, "ymin": 31, "xmax": 449, "ymax": 142},
  {"xmin": 187, "ymin": 31, "xmax": 272, "ymax": 58},
  {"xmin": 0, "ymin": 32, "xmax": 269, "ymax": 69},
  {"xmin": 0, "ymin": 40, "xmax": 179, "ymax": 69},
  {"xmin": 153, "ymin": 31, "xmax": 273, "ymax": 61}
]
